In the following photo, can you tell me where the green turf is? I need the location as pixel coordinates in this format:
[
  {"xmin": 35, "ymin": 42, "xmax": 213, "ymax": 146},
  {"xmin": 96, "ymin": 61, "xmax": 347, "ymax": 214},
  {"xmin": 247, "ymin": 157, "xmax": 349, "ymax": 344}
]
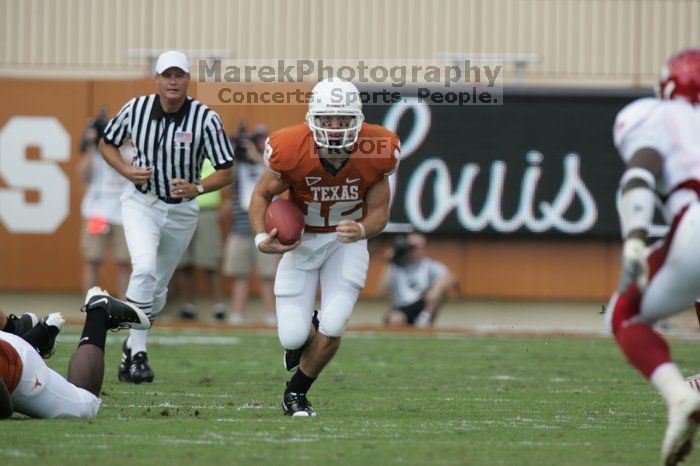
[{"xmin": 1, "ymin": 329, "xmax": 697, "ymax": 466}]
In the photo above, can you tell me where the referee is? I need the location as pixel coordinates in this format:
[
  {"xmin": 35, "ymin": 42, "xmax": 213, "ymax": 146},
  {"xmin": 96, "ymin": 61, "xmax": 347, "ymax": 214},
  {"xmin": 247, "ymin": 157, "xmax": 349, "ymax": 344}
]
[{"xmin": 98, "ymin": 50, "xmax": 235, "ymax": 384}]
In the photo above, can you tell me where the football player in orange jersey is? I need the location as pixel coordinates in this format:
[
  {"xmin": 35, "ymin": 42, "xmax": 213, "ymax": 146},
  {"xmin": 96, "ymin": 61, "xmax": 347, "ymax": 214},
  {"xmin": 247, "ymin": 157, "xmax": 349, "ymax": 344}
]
[{"xmin": 249, "ymin": 78, "xmax": 400, "ymax": 416}]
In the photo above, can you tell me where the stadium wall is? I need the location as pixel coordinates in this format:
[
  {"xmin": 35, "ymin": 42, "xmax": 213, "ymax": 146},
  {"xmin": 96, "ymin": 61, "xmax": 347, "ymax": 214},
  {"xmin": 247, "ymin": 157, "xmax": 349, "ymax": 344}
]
[
  {"xmin": 0, "ymin": 78, "xmax": 626, "ymax": 300},
  {"xmin": 1, "ymin": 0, "xmax": 699, "ymax": 86}
]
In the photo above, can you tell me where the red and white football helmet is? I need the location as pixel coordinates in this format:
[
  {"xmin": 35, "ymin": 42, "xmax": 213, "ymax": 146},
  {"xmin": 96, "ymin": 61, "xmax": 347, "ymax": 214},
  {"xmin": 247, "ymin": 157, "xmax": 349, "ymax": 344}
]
[{"xmin": 658, "ymin": 48, "xmax": 700, "ymax": 105}]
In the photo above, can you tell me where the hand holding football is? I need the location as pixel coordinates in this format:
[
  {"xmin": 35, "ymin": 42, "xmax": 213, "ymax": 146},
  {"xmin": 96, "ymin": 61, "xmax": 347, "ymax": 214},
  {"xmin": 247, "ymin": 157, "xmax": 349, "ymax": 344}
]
[{"xmin": 265, "ymin": 199, "xmax": 305, "ymax": 245}]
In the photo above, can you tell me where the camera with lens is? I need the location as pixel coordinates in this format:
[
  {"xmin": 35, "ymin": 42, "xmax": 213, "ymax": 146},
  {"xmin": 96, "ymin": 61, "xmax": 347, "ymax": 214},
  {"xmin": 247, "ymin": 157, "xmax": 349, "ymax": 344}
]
[
  {"xmin": 80, "ymin": 108, "xmax": 109, "ymax": 152},
  {"xmin": 232, "ymin": 121, "xmax": 253, "ymax": 162},
  {"xmin": 389, "ymin": 235, "xmax": 415, "ymax": 267}
]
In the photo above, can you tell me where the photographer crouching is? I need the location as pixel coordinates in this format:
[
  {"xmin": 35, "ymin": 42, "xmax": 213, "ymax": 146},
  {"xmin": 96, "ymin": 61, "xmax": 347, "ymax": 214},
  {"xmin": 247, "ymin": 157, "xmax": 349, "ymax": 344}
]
[{"xmin": 382, "ymin": 233, "xmax": 458, "ymax": 328}]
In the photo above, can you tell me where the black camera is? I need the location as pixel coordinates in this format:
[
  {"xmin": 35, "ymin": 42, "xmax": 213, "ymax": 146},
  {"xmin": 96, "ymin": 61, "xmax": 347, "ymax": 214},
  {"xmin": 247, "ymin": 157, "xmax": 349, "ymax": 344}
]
[
  {"xmin": 80, "ymin": 108, "xmax": 109, "ymax": 152},
  {"xmin": 390, "ymin": 236, "xmax": 415, "ymax": 267},
  {"xmin": 232, "ymin": 121, "xmax": 252, "ymax": 162}
]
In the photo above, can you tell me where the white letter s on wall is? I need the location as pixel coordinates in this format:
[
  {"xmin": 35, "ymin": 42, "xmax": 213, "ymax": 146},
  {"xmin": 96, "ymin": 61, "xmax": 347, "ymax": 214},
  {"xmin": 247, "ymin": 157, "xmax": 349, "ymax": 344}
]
[{"xmin": 0, "ymin": 117, "xmax": 70, "ymax": 233}]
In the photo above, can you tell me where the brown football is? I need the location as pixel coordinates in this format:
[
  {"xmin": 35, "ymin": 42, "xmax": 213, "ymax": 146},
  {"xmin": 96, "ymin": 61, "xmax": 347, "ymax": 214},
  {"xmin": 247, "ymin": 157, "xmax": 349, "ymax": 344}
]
[{"xmin": 265, "ymin": 199, "xmax": 305, "ymax": 245}]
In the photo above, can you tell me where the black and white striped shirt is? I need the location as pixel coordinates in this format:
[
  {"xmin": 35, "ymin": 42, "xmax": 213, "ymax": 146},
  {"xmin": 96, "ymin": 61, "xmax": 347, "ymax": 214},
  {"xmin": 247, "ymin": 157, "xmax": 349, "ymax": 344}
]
[{"xmin": 103, "ymin": 94, "xmax": 234, "ymax": 198}]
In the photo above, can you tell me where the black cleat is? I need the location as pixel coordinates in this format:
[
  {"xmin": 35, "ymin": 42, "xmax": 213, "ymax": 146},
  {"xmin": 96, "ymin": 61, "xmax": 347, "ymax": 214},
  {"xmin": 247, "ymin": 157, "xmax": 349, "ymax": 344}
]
[
  {"xmin": 6, "ymin": 313, "xmax": 38, "ymax": 336},
  {"xmin": 284, "ymin": 310, "xmax": 320, "ymax": 372},
  {"xmin": 36, "ymin": 313, "xmax": 65, "ymax": 359},
  {"xmin": 129, "ymin": 352, "xmax": 155, "ymax": 384},
  {"xmin": 19, "ymin": 313, "xmax": 65, "ymax": 359},
  {"xmin": 118, "ymin": 338, "xmax": 132, "ymax": 382},
  {"xmin": 82, "ymin": 287, "xmax": 151, "ymax": 331},
  {"xmin": 118, "ymin": 339, "xmax": 155, "ymax": 384},
  {"xmin": 179, "ymin": 304, "xmax": 197, "ymax": 320},
  {"xmin": 282, "ymin": 391, "xmax": 316, "ymax": 417},
  {"xmin": 213, "ymin": 304, "xmax": 226, "ymax": 322}
]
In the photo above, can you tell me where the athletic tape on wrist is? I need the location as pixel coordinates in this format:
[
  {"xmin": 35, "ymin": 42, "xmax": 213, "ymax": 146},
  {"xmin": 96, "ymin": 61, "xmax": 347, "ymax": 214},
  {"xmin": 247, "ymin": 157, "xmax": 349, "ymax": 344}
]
[
  {"xmin": 358, "ymin": 222, "xmax": 366, "ymax": 239},
  {"xmin": 254, "ymin": 232, "xmax": 269, "ymax": 250},
  {"xmin": 619, "ymin": 167, "xmax": 656, "ymax": 190},
  {"xmin": 618, "ymin": 187, "xmax": 655, "ymax": 238}
]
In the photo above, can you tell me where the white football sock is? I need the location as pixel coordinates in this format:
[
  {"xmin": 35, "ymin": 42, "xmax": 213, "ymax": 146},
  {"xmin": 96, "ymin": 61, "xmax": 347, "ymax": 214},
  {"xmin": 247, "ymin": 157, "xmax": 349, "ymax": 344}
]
[
  {"xmin": 128, "ymin": 328, "xmax": 149, "ymax": 354},
  {"xmin": 651, "ymin": 362, "xmax": 695, "ymax": 406}
]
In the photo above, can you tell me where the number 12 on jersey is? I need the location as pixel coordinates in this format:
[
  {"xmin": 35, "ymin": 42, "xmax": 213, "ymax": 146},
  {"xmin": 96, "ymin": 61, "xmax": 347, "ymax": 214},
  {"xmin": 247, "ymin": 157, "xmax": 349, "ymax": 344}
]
[{"xmin": 304, "ymin": 200, "xmax": 364, "ymax": 227}]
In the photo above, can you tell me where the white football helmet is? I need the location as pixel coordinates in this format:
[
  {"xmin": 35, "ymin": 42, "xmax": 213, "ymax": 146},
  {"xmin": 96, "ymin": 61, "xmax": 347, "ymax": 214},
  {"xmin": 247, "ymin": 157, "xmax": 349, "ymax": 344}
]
[{"xmin": 306, "ymin": 77, "xmax": 364, "ymax": 148}]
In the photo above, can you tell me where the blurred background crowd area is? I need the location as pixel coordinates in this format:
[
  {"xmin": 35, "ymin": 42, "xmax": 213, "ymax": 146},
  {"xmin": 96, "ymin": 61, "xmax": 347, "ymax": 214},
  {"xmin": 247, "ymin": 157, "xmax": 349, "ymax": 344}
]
[{"xmin": 0, "ymin": 0, "xmax": 699, "ymax": 327}]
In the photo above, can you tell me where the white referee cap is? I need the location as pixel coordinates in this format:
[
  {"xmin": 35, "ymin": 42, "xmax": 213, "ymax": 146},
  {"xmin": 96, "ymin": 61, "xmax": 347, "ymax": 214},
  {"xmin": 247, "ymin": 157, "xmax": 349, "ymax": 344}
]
[{"xmin": 155, "ymin": 50, "xmax": 190, "ymax": 74}]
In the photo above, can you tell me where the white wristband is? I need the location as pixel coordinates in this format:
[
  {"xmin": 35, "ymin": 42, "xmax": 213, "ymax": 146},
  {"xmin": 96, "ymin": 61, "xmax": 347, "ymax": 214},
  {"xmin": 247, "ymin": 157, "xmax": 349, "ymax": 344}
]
[
  {"xmin": 358, "ymin": 222, "xmax": 366, "ymax": 239},
  {"xmin": 254, "ymin": 232, "xmax": 269, "ymax": 250},
  {"xmin": 619, "ymin": 167, "xmax": 656, "ymax": 190},
  {"xmin": 618, "ymin": 187, "xmax": 655, "ymax": 238}
]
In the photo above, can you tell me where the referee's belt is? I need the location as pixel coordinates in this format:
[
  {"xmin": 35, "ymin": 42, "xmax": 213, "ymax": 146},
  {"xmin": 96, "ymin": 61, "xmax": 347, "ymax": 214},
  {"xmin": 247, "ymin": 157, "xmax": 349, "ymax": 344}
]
[
  {"xmin": 159, "ymin": 196, "xmax": 187, "ymax": 204},
  {"xmin": 135, "ymin": 187, "xmax": 190, "ymax": 205}
]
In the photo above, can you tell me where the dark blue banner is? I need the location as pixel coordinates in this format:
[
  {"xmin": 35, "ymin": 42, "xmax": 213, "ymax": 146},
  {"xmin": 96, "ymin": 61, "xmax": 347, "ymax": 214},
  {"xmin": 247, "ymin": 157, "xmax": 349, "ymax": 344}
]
[{"xmin": 363, "ymin": 87, "xmax": 653, "ymax": 237}]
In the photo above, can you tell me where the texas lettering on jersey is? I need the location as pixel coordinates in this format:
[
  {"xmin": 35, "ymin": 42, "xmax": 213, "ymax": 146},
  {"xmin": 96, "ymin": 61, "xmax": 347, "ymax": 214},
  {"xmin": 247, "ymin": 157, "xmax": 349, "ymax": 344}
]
[{"xmin": 265, "ymin": 123, "xmax": 400, "ymax": 233}]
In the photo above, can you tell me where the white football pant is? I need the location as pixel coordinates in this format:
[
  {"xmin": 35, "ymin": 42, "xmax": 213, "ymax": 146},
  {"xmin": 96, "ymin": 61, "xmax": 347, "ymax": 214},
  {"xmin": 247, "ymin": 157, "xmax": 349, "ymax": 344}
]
[
  {"xmin": 607, "ymin": 202, "xmax": 700, "ymax": 329},
  {"xmin": 0, "ymin": 332, "xmax": 100, "ymax": 419},
  {"xmin": 275, "ymin": 233, "xmax": 370, "ymax": 349},
  {"xmin": 121, "ymin": 185, "xmax": 199, "ymax": 321}
]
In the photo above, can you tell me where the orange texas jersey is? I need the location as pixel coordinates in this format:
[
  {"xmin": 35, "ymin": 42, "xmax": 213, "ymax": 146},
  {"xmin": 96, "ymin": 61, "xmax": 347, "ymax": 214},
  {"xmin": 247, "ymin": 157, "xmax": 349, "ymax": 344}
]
[
  {"xmin": 0, "ymin": 337, "xmax": 23, "ymax": 394},
  {"xmin": 264, "ymin": 123, "xmax": 400, "ymax": 233}
]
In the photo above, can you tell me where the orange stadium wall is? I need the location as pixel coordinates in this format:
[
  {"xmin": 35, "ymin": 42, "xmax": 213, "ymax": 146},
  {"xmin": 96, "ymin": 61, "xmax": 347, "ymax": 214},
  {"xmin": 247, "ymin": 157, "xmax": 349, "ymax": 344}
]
[{"xmin": 0, "ymin": 78, "xmax": 621, "ymax": 300}]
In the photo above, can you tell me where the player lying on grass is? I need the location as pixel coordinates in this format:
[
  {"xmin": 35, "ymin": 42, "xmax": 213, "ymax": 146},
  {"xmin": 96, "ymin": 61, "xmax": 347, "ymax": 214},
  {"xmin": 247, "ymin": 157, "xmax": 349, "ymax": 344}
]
[{"xmin": 0, "ymin": 288, "xmax": 150, "ymax": 419}]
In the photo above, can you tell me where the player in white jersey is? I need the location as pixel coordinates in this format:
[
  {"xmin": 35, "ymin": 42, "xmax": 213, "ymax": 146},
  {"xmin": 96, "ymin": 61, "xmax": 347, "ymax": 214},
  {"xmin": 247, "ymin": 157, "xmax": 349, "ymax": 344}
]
[{"xmin": 605, "ymin": 48, "xmax": 700, "ymax": 466}]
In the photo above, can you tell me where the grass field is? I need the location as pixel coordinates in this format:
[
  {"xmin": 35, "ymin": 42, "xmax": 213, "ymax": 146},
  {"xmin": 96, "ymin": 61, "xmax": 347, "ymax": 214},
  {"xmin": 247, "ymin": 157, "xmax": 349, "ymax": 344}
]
[{"xmin": 2, "ymin": 328, "xmax": 697, "ymax": 466}]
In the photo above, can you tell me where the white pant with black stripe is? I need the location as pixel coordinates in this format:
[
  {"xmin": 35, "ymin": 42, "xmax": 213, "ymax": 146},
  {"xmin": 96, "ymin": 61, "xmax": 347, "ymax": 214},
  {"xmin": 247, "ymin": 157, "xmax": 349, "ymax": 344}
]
[{"xmin": 121, "ymin": 184, "xmax": 199, "ymax": 320}]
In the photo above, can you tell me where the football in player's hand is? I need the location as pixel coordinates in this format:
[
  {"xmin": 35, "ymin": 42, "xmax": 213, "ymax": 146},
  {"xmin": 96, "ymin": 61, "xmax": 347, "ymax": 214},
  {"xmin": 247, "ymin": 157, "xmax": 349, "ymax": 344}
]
[{"xmin": 265, "ymin": 199, "xmax": 304, "ymax": 245}]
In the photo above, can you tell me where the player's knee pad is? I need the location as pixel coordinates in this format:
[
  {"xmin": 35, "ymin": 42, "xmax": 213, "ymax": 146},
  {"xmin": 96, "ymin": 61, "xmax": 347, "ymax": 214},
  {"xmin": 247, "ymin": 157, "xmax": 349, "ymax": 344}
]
[
  {"xmin": 319, "ymin": 294, "xmax": 356, "ymax": 338},
  {"xmin": 277, "ymin": 305, "xmax": 311, "ymax": 349}
]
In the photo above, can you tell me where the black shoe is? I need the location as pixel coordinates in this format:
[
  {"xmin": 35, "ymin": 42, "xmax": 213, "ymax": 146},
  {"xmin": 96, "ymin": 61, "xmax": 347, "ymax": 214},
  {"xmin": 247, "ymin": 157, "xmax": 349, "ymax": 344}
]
[
  {"xmin": 282, "ymin": 391, "xmax": 316, "ymax": 417},
  {"xmin": 19, "ymin": 312, "xmax": 64, "ymax": 359},
  {"xmin": 82, "ymin": 287, "xmax": 151, "ymax": 330},
  {"xmin": 284, "ymin": 310, "xmax": 320, "ymax": 372},
  {"xmin": 36, "ymin": 313, "xmax": 65, "ymax": 359},
  {"xmin": 6, "ymin": 313, "xmax": 38, "ymax": 336},
  {"xmin": 118, "ymin": 338, "xmax": 132, "ymax": 382},
  {"xmin": 180, "ymin": 304, "xmax": 197, "ymax": 320},
  {"xmin": 213, "ymin": 304, "xmax": 226, "ymax": 322},
  {"xmin": 129, "ymin": 351, "xmax": 155, "ymax": 384}
]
